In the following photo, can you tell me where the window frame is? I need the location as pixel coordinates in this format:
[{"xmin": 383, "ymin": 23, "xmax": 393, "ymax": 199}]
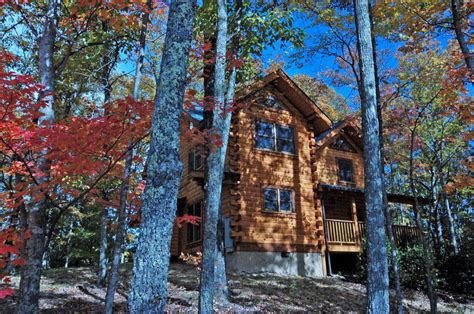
[
  {"xmin": 254, "ymin": 120, "xmax": 296, "ymax": 155},
  {"xmin": 337, "ymin": 158, "xmax": 355, "ymax": 184},
  {"xmin": 188, "ymin": 145, "xmax": 204, "ymax": 172},
  {"xmin": 262, "ymin": 187, "xmax": 295, "ymax": 213},
  {"xmin": 186, "ymin": 201, "xmax": 202, "ymax": 244}
]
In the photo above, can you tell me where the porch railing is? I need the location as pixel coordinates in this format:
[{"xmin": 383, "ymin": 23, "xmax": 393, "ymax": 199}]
[{"xmin": 326, "ymin": 219, "xmax": 420, "ymax": 245}]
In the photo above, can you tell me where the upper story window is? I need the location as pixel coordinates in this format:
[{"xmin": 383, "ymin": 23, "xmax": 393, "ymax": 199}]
[
  {"xmin": 188, "ymin": 145, "xmax": 203, "ymax": 171},
  {"xmin": 186, "ymin": 202, "xmax": 202, "ymax": 243},
  {"xmin": 338, "ymin": 158, "xmax": 354, "ymax": 183},
  {"xmin": 263, "ymin": 187, "xmax": 294, "ymax": 212},
  {"xmin": 255, "ymin": 121, "xmax": 295, "ymax": 154}
]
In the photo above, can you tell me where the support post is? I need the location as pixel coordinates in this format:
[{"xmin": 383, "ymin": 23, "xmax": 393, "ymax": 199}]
[
  {"xmin": 321, "ymin": 192, "xmax": 332, "ymax": 276},
  {"xmin": 351, "ymin": 196, "xmax": 360, "ymax": 244}
]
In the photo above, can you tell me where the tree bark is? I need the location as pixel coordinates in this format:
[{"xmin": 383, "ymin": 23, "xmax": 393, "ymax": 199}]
[
  {"xmin": 409, "ymin": 129, "xmax": 437, "ymax": 313},
  {"xmin": 104, "ymin": 4, "xmax": 151, "ymax": 312},
  {"xmin": 97, "ymin": 206, "xmax": 108, "ymax": 287},
  {"xmin": 450, "ymin": 0, "xmax": 473, "ymax": 74},
  {"xmin": 128, "ymin": 1, "xmax": 196, "ymax": 312},
  {"xmin": 353, "ymin": 0, "xmax": 389, "ymax": 312},
  {"xmin": 18, "ymin": 0, "xmax": 57, "ymax": 312},
  {"xmin": 199, "ymin": 0, "xmax": 229, "ymax": 311},
  {"xmin": 104, "ymin": 149, "xmax": 133, "ymax": 314},
  {"xmin": 368, "ymin": 4, "xmax": 404, "ymax": 312},
  {"xmin": 439, "ymin": 175, "xmax": 459, "ymax": 255}
]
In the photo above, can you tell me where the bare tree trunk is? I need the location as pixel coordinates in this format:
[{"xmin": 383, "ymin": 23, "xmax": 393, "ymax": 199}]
[
  {"xmin": 439, "ymin": 175, "xmax": 459, "ymax": 255},
  {"xmin": 199, "ymin": 0, "xmax": 229, "ymax": 311},
  {"xmin": 18, "ymin": 1, "xmax": 57, "ymax": 312},
  {"xmin": 104, "ymin": 6, "xmax": 151, "ymax": 312},
  {"xmin": 104, "ymin": 150, "xmax": 133, "ymax": 314},
  {"xmin": 353, "ymin": 0, "xmax": 389, "ymax": 312},
  {"xmin": 451, "ymin": 0, "xmax": 473, "ymax": 73},
  {"xmin": 409, "ymin": 130, "xmax": 437, "ymax": 313},
  {"xmin": 97, "ymin": 206, "xmax": 108, "ymax": 287},
  {"xmin": 64, "ymin": 221, "xmax": 73, "ymax": 268},
  {"xmin": 128, "ymin": 1, "xmax": 196, "ymax": 312},
  {"xmin": 368, "ymin": 4, "xmax": 404, "ymax": 312}
]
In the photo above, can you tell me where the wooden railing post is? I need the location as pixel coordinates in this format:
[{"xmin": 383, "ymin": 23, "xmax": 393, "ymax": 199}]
[{"xmin": 351, "ymin": 196, "xmax": 360, "ymax": 244}]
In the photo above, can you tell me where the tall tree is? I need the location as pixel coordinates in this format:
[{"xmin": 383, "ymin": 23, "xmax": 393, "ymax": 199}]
[
  {"xmin": 128, "ymin": 1, "xmax": 197, "ymax": 312},
  {"xmin": 104, "ymin": 1, "xmax": 152, "ymax": 312},
  {"xmin": 353, "ymin": 0, "xmax": 389, "ymax": 312},
  {"xmin": 198, "ymin": 0, "xmax": 238, "ymax": 310},
  {"xmin": 17, "ymin": 0, "xmax": 58, "ymax": 312}
]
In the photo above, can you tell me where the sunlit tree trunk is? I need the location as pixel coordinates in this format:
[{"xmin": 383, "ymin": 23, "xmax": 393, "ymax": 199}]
[
  {"xmin": 199, "ymin": 0, "xmax": 230, "ymax": 311},
  {"xmin": 104, "ymin": 5, "xmax": 151, "ymax": 312},
  {"xmin": 17, "ymin": 1, "xmax": 58, "ymax": 312},
  {"xmin": 353, "ymin": 0, "xmax": 389, "ymax": 312},
  {"xmin": 128, "ymin": 1, "xmax": 196, "ymax": 312},
  {"xmin": 368, "ymin": 4, "xmax": 403, "ymax": 312}
]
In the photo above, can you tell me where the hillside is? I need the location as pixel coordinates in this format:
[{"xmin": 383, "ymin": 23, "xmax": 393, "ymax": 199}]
[{"xmin": 1, "ymin": 263, "xmax": 472, "ymax": 312}]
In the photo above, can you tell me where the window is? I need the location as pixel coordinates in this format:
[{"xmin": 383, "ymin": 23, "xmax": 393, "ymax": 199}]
[
  {"xmin": 255, "ymin": 121, "xmax": 295, "ymax": 154},
  {"xmin": 263, "ymin": 188, "xmax": 294, "ymax": 212},
  {"xmin": 188, "ymin": 145, "xmax": 203, "ymax": 171},
  {"xmin": 338, "ymin": 158, "xmax": 354, "ymax": 183},
  {"xmin": 186, "ymin": 202, "xmax": 202, "ymax": 243}
]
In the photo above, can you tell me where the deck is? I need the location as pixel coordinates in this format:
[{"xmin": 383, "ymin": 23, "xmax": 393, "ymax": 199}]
[{"xmin": 325, "ymin": 219, "xmax": 421, "ymax": 252}]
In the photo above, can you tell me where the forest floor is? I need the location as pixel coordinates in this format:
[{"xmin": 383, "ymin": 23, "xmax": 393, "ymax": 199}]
[{"xmin": 1, "ymin": 262, "xmax": 473, "ymax": 313}]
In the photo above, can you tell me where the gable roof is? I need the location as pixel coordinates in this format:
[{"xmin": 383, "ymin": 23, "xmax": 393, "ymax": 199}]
[
  {"xmin": 314, "ymin": 115, "xmax": 362, "ymax": 150},
  {"xmin": 236, "ymin": 69, "xmax": 333, "ymax": 134}
]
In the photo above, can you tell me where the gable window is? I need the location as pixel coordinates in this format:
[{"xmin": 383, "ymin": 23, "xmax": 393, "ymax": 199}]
[
  {"xmin": 255, "ymin": 121, "xmax": 295, "ymax": 154},
  {"xmin": 186, "ymin": 202, "xmax": 202, "ymax": 243},
  {"xmin": 263, "ymin": 187, "xmax": 294, "ymax": 212},
  {"xmin": 338, "ymin": 158, "xmax": 354, "ymax": 183},
  {"xmin": 188, "ymin": 145, "xmax": 203, "ymax": 171}
]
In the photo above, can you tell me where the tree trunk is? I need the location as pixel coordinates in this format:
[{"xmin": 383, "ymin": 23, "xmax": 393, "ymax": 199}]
[
  {"xmin": 353, "ymin": 0, "xmax": 389, "ymax": 312},
  {"xmin": 64, "ymin": 221, "xmax": 73, "ymax": 268},
  {"xmin": 439, "ymin": 175, "xmax": 459, "ymax": 255},
  {"xmin": 128, "ymin": 1, "xmax": 196, "ymax": 312},
  {"xmin": 409, "ymin": 130, "xmax": 437, "ymax": 313},
  {"xmin": 17, "ymin": 0, "xmax": 57, "ymax": 312},
  {"xmin": 451, "ymin": 0, "xmax": 473, "ymax": 73},
  {"xmin": 199, "ymin": 0, "xmax": 229, "ymax": 311},
  {"xmin": 104, "ymin": 148, "xmax": 133, "ymax": 314},
  {"xmin": 104, "ymin": 5, "xmax": 151, "ymax": 311},
  {"xmin": 97, "ymin": 207, "xmax": 108, "ymax": 287},
  {"xmin": 368, "ymin": 4, "xmax": 404, "ymax": 312}
]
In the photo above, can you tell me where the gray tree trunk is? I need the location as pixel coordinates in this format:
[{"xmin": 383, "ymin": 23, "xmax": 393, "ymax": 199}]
[
  {"xmin": 17, "ymin": 0, "xmax": 57, "ymax": 312},
  {"xmin": 199, "ymin": 0, "xmax": 229, "ymax": 311},
  {"xmin": 439, "ymin": 175, "xmax": 459, "ymax": 255},
  {"xmin": 353, "ymin": 0, "xmax": 390, "ymax": 313},
  {"xmin": 104, "ymin": 4, "xmax": 151, "ymax": 312},
  {"xmin": 409, "ymin": 130, "xmax": 437, "ymax": 313},
  {"xmin": 128, "ymin": 1, "xmax": 196, "ymax": 312},
  {"xmin": 368, "ymin": 4, "xmax": 403, "ymax": 312},
  {"xmin": 451, "ymin": 0, "xmax": 473, "ymax": 73},
  {"xmin": 97, "ymin": 207, "xmax": 108, "ymax": 287}
]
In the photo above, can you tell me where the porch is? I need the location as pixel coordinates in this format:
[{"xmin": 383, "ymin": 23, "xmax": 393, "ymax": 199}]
[
  {"xmin": 325, "ymin": 219, "xmax": 421, "ymax": 252},
  {"xmin": 320, "ymin": 183, "xmax": 426, "ymax": 253}
]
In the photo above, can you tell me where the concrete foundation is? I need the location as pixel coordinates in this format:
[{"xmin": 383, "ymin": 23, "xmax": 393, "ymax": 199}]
[{"xmin": 226, "ymin": 251, "xmax": 324, "ymax": 277}]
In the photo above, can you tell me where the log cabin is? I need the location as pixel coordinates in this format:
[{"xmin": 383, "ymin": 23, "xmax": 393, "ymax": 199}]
[{"xmin": 171, "ymin": 69, "xmax": 425, "ymax": 277}]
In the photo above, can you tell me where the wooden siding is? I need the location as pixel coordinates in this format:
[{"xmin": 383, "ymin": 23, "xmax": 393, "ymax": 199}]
[
  {"xmin": 231, "ymin": 85, "xmax": 321, "ymax": 253},
  {"xmin": 312, "ymin": 140, "xmax": 365, "ymax": 189}
]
